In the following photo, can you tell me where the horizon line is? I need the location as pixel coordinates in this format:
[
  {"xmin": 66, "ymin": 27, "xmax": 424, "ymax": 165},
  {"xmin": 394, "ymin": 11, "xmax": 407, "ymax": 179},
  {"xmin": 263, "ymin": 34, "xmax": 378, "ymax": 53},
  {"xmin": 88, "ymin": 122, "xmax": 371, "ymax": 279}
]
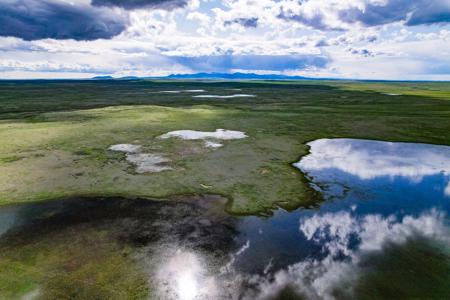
[{"xmin": 0, "ymin": 76, "xmax": 449, "ymax": 83}]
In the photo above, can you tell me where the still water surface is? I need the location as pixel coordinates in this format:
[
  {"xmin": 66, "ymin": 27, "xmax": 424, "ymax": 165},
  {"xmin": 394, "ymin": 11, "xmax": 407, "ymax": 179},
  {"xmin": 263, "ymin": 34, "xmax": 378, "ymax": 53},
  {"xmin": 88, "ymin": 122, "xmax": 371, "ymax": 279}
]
[{"xmin": 0, "ymin": 139, "xmax": 449, "ymax": 299}]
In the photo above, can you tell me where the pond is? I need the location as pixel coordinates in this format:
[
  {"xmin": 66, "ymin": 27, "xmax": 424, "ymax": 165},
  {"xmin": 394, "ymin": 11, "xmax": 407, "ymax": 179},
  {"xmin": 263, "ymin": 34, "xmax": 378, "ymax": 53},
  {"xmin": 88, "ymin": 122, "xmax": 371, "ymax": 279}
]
[{"xmin": 0, "ymin": 139, "xmax": 449, "ymax": 299}]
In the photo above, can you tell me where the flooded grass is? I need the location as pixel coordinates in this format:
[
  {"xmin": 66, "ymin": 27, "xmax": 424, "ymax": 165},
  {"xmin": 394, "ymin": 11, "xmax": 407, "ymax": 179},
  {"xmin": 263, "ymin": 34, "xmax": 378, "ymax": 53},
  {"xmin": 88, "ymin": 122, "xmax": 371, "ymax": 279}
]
[
  {"xmin": 192, "ymin": 94, "xmax": 256, "ymax": 98},
  {"xmin": 0, "ymin": 196, "xmax": 235, "ymax": 299}
]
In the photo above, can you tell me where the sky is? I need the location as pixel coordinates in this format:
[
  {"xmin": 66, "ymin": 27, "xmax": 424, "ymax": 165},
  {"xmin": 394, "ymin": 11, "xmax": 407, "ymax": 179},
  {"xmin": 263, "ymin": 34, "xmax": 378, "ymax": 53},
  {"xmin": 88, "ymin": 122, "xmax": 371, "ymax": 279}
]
[{"xmin": 0, "ymin": 0, "xmax": 449, "ymax": 80}]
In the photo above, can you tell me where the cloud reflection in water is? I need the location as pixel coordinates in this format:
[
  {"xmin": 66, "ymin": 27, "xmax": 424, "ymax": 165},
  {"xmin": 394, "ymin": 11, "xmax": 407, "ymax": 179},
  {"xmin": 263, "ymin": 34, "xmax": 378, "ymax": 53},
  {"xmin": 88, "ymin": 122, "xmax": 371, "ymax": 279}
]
[
  {"xmin": 150, "ymin": 139, "xmax": 450, "ymax": 299},
  {"xmin": 295, "ymin": 138, "xmax": 450, "ymax": 180},
  {"xmin": 150, "ymin": 208, "xmax": 448, "ymax": 300},
  {"xmin": 244, "ymin": 209, "xmax": 448, "ymax": 300}
]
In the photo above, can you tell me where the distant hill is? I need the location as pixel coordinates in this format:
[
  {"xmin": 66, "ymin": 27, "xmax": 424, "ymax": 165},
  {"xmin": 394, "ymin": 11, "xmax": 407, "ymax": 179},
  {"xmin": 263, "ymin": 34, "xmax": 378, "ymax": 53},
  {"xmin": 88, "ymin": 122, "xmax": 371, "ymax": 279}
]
[
  {"xmin": 119, "ymin": 76, "xmax": 140, "ymax": 80},
  {"xmin": 91, "ymin": 75, "xmax": 141, "ymax": 80},
  {"xmin": 166, "ymin": 72, "xmax": 310, "ymax": 80},
  {"xmin": 91, "ymin": 72, "xmax": 313, "ymax": 80},
  {"xmin": 92, "ymin": 76, "xmax": 114, "ymax": 80}
]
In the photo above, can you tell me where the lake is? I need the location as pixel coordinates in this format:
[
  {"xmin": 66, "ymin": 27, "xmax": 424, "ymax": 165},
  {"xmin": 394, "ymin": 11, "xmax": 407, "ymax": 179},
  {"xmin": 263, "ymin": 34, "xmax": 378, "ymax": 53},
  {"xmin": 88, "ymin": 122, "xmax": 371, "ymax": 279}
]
[{"xmin": 0, "ymin": 139, "xmax": 449, "ymax": 299}]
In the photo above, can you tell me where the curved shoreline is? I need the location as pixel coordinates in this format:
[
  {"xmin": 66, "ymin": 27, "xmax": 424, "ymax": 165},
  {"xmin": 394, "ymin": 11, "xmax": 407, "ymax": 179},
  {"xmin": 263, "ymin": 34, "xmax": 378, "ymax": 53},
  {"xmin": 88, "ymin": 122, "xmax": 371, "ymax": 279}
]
[
  {"xmin": 0, "ymin": 159, "xmax": 321, "ymax": 217},
  {"xmin": 3, "ymin": 136, "xmax": 449, "ymax": 214}
]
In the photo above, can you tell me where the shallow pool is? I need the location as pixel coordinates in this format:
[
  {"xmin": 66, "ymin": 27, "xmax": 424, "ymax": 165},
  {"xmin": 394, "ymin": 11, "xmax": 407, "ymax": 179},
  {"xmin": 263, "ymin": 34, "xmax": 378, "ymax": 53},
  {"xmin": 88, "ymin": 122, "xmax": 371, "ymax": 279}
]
[{"xmin": 0, "ymin": 139, "xmax": 449, "ymax": 299}]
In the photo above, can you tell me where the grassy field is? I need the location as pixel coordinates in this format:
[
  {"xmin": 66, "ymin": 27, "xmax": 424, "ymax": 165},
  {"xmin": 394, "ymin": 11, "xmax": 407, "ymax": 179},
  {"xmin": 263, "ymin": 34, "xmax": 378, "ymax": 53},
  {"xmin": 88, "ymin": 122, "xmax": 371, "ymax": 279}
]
[
  {"xmin": 0, "ymin": 79, "xmax": 449, "ymax": 214},
  {"xmin": 0, "ymin": 225, "xmax": 148, "ymax": 300}
]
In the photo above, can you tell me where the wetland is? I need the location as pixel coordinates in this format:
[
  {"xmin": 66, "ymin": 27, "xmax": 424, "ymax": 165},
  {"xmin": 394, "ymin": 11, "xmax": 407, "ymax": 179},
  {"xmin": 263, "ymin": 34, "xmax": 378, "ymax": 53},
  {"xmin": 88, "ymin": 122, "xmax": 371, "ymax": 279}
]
[{"xmin": 0, "ymin": 80, "xmax": 449, "ymax": 299}]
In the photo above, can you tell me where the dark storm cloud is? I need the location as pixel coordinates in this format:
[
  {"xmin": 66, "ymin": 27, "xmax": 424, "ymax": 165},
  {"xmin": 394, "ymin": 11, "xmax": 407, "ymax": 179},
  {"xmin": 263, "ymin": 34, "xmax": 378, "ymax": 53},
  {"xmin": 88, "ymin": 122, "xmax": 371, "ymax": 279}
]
[
  {"xmin": 224, "ymin": 17, "xmax": 259, "ymax": 28},
  {"xmin": 279, "ymin": 0, "xmax": 450, "ymax": 30},
  {"xmin": 339, "ymin": 0, "xmax": 450, "ymax": 27},
  {"xmin": 338, "ymin": 1, "xmax": 409, "ymax": 27},
  {"xmin": 406, "ymin": 1, "xmax": 450, "ymax": 26},
  {"xmin": 0, "ymin": 0, "xmax": 127, "ymax": 41},
  {"xmin": 91, "ymin": 0, "xmax": 188, "ymax": 10},
  {"xmin": 171, "ymin": 54, "xmax": 329, "ymax": 72}
]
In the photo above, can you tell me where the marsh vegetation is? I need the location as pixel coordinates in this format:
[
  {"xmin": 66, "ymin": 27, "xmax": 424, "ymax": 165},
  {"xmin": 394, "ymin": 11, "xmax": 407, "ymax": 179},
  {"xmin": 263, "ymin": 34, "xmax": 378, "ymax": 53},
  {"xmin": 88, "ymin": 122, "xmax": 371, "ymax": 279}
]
[
  {"xmin": 0, "ymin": 80, "xmax": 449, "ymax": 213},
  {"xmin": 0, "ymin": 80, "xmax": 449, "ymax": 299}
]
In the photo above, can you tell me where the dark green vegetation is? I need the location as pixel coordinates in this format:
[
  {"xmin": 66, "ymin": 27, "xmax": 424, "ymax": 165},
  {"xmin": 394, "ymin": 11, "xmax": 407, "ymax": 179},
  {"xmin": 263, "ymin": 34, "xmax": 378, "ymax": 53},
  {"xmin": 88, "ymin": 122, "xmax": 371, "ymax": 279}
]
[
  {"xmin": 0, "ymin": 80, "xmax": 449, "ymax": 214},
  {"xmin": 0, "ymin": 226, "xmax": 147, "ymax": 300},
  {"xmin": 0, "ymin": 198, "xmax": 152, "ymax": 300},
  {"xmin": 354, "ymin": 238, "xmax": 450, "ymax": 300},
  {"xmin": 0, "ymin": 196, "xmax": 234, "ymax": 299},
  {"xmin": 1, "ymin": 79, "xmax": 449, "ymax": 118}
]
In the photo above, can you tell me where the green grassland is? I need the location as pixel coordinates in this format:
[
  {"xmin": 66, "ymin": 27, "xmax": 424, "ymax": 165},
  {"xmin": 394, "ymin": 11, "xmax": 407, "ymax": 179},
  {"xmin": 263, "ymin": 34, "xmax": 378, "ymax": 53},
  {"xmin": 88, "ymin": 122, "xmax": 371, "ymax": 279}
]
[
  {"xmin": 0, "ymin": 79, "xmax": 449, "ymax": 214},
  {"xmin": 0, "ymin": 226, "xmax": 148, "ymax": 300}
]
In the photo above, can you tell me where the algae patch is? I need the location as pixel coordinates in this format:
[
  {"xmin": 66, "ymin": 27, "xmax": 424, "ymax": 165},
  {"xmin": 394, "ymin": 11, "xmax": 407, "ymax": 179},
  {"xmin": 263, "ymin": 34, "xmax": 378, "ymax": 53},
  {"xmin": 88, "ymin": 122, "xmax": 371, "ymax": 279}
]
[
  {"xmin": 109, "ymin": 144, "xmax": 142, "ymax": 153},
  {"xmin": 127, "ymin": 153, "xmax": 172, "ymax": 173},
  {"xmin": 159, "ymin": 89, "xmax": 206, "ymax": 93},
  {"xmin": 159, "ymin": 129, "xmax": 247, "ymax": 149},
  {"xmin": 109, "ymin": 144, "xmax": 172, "ymax": 174},
  {"xmin": 192, "ymin": 94, "xmax": 255, "ymax": 98},
  {"xmin": 204, "ymin": 141, "xmax": 223, "ymax": 149},
  {"xmin": 159, "ymin": 129, "xmax": 247, "ymax": 141}
]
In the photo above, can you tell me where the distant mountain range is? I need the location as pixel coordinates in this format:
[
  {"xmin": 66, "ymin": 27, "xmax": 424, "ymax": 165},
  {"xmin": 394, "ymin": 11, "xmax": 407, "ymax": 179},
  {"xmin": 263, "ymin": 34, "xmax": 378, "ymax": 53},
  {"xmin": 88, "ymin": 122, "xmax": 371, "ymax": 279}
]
[
  {"xmin": 92, "ymin": 72, "xmax": 313, "ymax": 80},
  {"xmin": 165, "ymin": 72, "xmax": 310, "ymax": 80},
  {"xmin": 91, "ymin": 76, "xmax": 114, "ymax": 80}
]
